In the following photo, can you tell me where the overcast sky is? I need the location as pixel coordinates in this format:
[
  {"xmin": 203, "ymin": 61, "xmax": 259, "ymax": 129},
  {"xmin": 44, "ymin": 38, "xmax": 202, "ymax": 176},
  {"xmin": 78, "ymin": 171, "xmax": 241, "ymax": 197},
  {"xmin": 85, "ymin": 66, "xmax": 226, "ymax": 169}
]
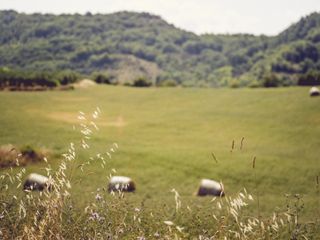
[{"xmin": 1, "ymin": 0, "xmax": 320, "ymax": 35}]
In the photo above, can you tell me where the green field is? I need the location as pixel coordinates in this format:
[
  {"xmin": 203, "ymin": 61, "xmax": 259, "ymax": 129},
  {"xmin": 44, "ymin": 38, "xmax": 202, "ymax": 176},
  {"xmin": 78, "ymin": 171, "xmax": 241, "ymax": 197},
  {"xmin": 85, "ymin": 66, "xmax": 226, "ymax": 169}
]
[{"xmin": 1, "ymin": 86, "xmax": 320, "ymax": 219}]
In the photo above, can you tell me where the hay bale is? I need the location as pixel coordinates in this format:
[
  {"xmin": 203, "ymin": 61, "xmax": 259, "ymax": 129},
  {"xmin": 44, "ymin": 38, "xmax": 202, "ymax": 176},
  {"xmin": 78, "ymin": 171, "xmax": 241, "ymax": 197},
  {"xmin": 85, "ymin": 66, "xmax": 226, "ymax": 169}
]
[
  {"xmin": 309, "ymin": 86, "xmax": 320, "ymax": 96},
  {"xmin": 108, "ymin": 176, "xmax": 135, "ymax": 192},
  {"xmin": 23, "ymin": 173, "xmax": 53, "ymax": 191},
  {"xmin": 197, "ymin": 179, "xmax": 224, "ymax": 197},
  {"xmin": 73, "ymin": 79, "xmax": 96, "ymax": 89}
]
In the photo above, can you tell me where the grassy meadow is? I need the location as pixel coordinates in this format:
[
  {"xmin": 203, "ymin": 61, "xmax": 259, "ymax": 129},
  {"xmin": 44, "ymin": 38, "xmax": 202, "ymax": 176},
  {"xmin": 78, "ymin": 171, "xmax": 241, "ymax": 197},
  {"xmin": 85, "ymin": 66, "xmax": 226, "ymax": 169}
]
[{"xmin": 1, "ymin": 85, "xmax": 320, "ymax": 237}]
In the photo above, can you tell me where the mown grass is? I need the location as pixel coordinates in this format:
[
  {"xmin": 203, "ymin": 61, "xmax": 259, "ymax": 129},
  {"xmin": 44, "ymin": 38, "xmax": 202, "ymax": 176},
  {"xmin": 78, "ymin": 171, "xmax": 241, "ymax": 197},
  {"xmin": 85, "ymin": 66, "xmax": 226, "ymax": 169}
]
[{"xmin": 0, "ymin": 86, "xmax": 319, "ymax": 222}]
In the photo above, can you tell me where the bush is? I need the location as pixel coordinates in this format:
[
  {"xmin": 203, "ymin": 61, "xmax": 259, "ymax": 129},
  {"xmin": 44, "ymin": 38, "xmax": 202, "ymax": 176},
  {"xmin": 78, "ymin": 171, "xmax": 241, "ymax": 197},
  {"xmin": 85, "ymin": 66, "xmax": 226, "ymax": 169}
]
[
  {"xmin": 157, "ymin": 79, "xmax": 177, "ymax": 87},
  {"xmin": 297, "ymin": 71, "xmax": 320, "ymax": 86},
  {"xmin": 229, "ymin": 79, "xmax": 240, "ymax": 88},
  {"xmin": 132, "ymin": 77, "xmax": 152, "ymax": 87},
  {"xmin": 248, "ymin": 80, "xmax": 262, "ymax": 88},
  {"xmin": 56, "ymin": 71, "xmax": 79, "ymax": 85},
  {"xmin": 262, "ymin": 73, "xmax": 280, "ymax": 87},
  {"xmin": 93, "ymin": 73, "xmax": 112, "ymax": 84}
]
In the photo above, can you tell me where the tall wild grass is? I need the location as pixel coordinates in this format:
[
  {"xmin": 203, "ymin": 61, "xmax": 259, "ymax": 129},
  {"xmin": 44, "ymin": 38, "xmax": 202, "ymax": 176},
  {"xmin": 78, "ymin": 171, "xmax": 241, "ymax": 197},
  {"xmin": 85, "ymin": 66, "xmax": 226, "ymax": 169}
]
[{"xmin": 0, "ymin": 108, "xmax": 319, "ymax": 239}]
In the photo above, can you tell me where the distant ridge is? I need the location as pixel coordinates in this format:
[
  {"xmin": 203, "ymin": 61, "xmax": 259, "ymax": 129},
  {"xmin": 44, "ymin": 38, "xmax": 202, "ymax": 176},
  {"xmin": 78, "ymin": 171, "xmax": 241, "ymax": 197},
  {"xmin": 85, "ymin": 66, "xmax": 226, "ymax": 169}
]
[{"xmin": 1, "ymin": 10, "xmax": 320, "ymax": 87}]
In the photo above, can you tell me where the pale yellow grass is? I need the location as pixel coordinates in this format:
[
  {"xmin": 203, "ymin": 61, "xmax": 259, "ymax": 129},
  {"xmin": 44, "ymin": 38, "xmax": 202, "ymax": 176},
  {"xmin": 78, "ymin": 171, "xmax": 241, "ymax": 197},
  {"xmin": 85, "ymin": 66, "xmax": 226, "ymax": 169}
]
[{"xmin": 47, "ymin": 112, "xmax": 127, "ymax": 127}]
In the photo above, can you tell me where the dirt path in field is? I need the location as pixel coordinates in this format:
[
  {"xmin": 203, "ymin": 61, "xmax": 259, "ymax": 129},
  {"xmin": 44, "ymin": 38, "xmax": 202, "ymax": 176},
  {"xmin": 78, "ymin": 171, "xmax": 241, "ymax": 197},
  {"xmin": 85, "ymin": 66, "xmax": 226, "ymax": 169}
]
[
  {"xmin": 46, "ymin": 112, "xmax": 127, "ymax": 127},
  {"xmin": 51, "ymin": 97, "xmax": 89, "ymax": 102}
]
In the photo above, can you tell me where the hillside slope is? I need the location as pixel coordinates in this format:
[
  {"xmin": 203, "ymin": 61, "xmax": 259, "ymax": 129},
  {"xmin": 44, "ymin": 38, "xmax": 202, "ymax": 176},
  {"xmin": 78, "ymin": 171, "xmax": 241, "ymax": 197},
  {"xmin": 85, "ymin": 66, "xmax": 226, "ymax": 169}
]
[{"xmin": 0, "ymin": 10, "xmax": 320, "ymax": 87}]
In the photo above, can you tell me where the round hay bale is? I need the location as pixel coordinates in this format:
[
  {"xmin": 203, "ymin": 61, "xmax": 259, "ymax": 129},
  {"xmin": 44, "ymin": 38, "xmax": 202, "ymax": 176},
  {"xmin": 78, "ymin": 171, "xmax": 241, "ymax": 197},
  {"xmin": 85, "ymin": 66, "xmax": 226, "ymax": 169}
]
[
  {"xmin": 197, "ymin": 179, "xmax": 224, "ymax": 197},
  {"xmin": 309, "ymin": 86, "xmax": 320, "ymax": 97},
  {"xmin": 108, "ymin": 176, "xmax": 135, "ymax": 192},
  {"xmin": 23, "ymin": 173, "xmax": 53, "ymax": 191},
  {"xmin": 73, "ymin": 79, "xmax": 97, "ymax": 89}
]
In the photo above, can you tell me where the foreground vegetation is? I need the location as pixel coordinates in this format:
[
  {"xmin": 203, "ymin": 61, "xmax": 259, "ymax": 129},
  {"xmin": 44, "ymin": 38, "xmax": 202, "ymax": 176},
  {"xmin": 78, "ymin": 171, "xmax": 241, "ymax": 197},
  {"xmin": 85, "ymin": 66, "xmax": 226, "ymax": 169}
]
[
  {"xmin": 0, "ymin": 86, "xmax": 320, "ymax": 238},
  {"xmin": 1, "ymin": 10, "xmax": 320, "ymax": 87}
]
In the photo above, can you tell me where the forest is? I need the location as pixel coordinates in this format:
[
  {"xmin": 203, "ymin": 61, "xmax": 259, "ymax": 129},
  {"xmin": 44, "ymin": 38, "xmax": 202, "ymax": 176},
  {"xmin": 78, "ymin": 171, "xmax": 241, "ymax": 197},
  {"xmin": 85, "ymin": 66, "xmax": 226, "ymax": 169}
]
[{"xmin": 1, "ymin": 10, "xmax": 320, "ymax": 87}]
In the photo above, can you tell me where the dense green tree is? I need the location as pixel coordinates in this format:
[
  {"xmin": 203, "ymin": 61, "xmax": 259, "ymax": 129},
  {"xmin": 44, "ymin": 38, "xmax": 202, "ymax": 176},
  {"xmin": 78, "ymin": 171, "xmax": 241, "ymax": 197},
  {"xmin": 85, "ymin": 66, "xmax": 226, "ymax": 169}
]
[{"xmin": 262, "ymin": 73, "xmax": 281, "ymax": 87}]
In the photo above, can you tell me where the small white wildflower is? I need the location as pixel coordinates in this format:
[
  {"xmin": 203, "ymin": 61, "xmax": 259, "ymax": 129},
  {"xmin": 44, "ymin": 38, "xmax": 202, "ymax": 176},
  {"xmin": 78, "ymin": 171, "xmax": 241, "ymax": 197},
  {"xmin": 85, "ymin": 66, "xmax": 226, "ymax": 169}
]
[
  {"xmin": 284, "ymin": 213, "xmax": 291, "ymax": 222},
  {"xmin": 271, "ymin": 223, "xmax": 278, "ymax": 232},
  {"xmin": 89, "ymin": 212, "xmax": 100, "ymax": 221},
  {"xmin": 280, "ymin": 218, "xmax": 284, "ymax": 226},
  {"xmin": 164, "ymin": 220, "xmax": 174, "ymax": 226},
  {"xmin": 66, "ymin": 181, "xmax": 71, "ymax": 189},
  {"xmin": 176, "ymin": 226, "xmax": 184, "ymax": 232},
  {"xmin": 64, "ymin": 190, "xmax": 70, "ymax": 197},
  {"xmin": 248, "ymin": 194, "xmax": 253, "ymax": 201},
  {"xmin": 18, "ymin": 200, "xmax": 26, "ymax": 218},
  {"xmin": 84, "ymin": 206, "xmax": 90, "ymax": 213},
  {"xmin": 260, "ymin": 221, "xmax": 265, "ymax": 230},
  {"xmin": 95, "ymin": 193, "xmax": 102, "ymax": 201},
  {"xmin": 81, "ymin": 139, "xmax": 90, "ymax": 149},
  {"xmin": 230, "ymin": 208, "xmax": 238, "ymax": 222},
  {"xmin": 92, "ymin": 111, "xmax": 99, "ymax": 119},
  {"xmin": 90, "ymin": 121, "xmax": 99, "ymax": 130}
]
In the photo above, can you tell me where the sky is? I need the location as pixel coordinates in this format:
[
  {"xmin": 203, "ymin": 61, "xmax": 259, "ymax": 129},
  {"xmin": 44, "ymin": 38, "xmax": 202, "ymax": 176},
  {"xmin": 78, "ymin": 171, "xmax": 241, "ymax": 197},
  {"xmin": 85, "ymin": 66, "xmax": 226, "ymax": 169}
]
[{"xmin": 0, "ymin": 0, "xmax": 320, "ymax": 36}]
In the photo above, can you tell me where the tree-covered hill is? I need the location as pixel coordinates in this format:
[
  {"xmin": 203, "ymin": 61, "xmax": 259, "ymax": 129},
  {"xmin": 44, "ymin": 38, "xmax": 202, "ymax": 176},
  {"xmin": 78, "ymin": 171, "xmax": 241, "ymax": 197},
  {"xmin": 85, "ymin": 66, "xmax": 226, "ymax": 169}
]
[{"xmin": 1, "ymin": 10, "xmax": 320, "ymax": 87}]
